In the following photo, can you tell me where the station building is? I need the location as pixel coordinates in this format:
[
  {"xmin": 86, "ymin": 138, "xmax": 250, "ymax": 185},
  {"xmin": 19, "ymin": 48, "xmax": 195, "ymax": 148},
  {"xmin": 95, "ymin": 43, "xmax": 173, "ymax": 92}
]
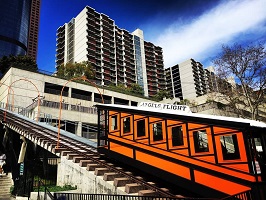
[{"xmin": 0, "ymin": 67, "xmax": 156, "ymax": 139}]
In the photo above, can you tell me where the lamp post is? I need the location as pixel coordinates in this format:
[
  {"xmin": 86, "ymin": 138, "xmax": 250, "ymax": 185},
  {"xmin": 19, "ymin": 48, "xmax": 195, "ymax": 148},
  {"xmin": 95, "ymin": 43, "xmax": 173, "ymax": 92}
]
[
  {"xmin": 0, "ymin": 81, "xmax": 15, "ymax": 108},
  {"xmin": 56, "ymin": 76, "xmax": 104, "ymax": 148},
  {"xmin": 1, "ymin": 81, "xmax": 15, "ymax": 121},
  {"xmin": 4, "ymin": 78, "xmax": 40, "ymax": 122}
]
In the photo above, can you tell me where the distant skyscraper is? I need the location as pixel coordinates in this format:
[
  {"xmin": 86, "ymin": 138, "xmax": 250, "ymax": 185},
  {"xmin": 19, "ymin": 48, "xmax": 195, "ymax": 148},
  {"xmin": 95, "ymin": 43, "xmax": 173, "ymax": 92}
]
[
  {"xmin": 0, "ymin": 0, "xmax": 41, "ymax": 60},
  {"xmin": 56, "ymin": 6, "xmax": 165, "ymax": 97},
  {"xmin": 166, "ymin": 59, "xmax": 207, "ymax": 100},
  {"xmin": 27, "ymin": 0, "xmax": 41, "ymax": 60}
]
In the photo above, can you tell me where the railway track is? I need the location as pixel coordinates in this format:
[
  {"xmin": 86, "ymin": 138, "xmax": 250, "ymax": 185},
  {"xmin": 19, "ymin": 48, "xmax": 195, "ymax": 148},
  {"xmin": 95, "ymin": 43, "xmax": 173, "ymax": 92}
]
[{"xmin": 0, "ymin": 109, "xmax": 185, "ymax": 198}]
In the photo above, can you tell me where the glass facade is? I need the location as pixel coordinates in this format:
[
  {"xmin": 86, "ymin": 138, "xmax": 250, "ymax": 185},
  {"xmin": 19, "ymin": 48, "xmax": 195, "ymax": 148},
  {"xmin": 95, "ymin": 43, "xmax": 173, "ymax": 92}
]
[
  {"xmin": 0, "ymin": 0, "xmax": 31, "ymax": 58},
  {"xmin": 133, "ymin": 35, "xmax": 144, "ymax": 91}
]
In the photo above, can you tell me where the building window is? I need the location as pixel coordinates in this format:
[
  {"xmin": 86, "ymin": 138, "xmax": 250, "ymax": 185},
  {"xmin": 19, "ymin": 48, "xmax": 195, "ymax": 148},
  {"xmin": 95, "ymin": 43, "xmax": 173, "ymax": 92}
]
[
  {"xmin": 220, "ymin": 134, "xmax": 240, "ymax": 160},
  {"xmin": 137, "ymin": 119, "xmax": 146, "ymax": 137},
  {"xmin": 123, "ymin": 117, "xmax": 130, "ymax": 134},
  {"xmin": 193, "ymin": 130, "xmax": 209, "ymax": 153},
  {"xmin": 153, "ymin": 122, "xmax": 163, "ymax": 141},
  {"xmin": 111, "ymin": 115, "xmax": 118, "ymax": 130},
  {"xmin": 172, "ymin": 126, "xmax": 184, "ymax": 146}
]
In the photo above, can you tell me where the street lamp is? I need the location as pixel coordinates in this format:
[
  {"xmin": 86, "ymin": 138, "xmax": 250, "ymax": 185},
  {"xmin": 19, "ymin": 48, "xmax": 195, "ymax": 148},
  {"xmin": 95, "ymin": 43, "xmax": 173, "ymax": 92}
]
[
  {"xmin": 56, "ymin": 76, "xmax": 104, "ymax": 148},
  {"xmin": 4, "ymin": 78, "xmax": 41, "ymax": 122},
  {"xmin": 0, "ymin": 81, "xmax": 15, "ymax": 121}
]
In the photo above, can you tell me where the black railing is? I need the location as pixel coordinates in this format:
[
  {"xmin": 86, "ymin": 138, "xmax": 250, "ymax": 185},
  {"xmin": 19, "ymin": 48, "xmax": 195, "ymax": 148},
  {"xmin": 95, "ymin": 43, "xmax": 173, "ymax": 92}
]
[
  {"xmin": 36, "ymin": 179, "xmax": 54, "ymax": 200},
  {"xmin": 53, "ymin": 193, "xmax": 214, "ymax": 200}
]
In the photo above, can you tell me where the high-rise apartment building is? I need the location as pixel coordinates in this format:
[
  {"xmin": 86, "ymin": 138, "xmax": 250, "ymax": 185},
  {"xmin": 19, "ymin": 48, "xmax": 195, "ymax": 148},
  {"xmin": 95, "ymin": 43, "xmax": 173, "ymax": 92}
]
[
  {"xmin": 204, "ymin": 66, "xmax": 219, "ymax": 93},
  {"xmin": 0, "ymin": 0, "xmax": 41, "ymax": 60},
  {"xmin": 56, "ymin": 6, "xmax": 165, "ymax": 97},
  {"xmin": 166, "ymin": 59, "xmax": 207, "ymax": 100},
  {"xmin": 27, "ymin": 0, "xmax": 41, "ymax": 60}
]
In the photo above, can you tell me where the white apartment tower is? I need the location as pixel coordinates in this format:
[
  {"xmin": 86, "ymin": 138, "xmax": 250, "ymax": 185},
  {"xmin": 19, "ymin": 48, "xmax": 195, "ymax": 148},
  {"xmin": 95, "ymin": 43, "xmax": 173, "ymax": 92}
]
[
  {"xmin": 56, "ymin": 6, "xmax": 165, "ymax": 97},
  {"xmin": 166, "ymin": 59, "xmax": 207, "ymax": 100}
]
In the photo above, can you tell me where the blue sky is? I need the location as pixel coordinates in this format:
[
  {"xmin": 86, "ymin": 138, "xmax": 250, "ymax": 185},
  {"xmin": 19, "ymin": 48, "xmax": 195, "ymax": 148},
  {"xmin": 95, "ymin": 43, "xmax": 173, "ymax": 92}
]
[{"xmin": 37, "ymin": 0, "xmax": 266, "ymax": 73}]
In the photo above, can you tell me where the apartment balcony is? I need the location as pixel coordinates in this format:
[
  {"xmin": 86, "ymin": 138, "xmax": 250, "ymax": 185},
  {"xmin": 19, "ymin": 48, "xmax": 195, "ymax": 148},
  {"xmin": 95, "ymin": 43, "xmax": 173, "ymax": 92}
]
[
  {"xmin": 147, "ymin": 73, "xmax": 155, "ymax": 78},
  {"xmin": 148, "ymin": 78, "xmax": 157, "ymax": 83},
  {"xmin": 110, "ymin": 72, "xmax": 116, "ymax": 77},
  {"xmin": 116, "ymin": 52, "xmax": 123, "ymax": 57},
  {"xmin": 95, "ymin": 56, "xmax": 101, "ymax": 60},
  {"xmin": 56, "ymin": 27, "xmax": 65, "ymax": 35},
  {"xmin": 56, "ymin": 28, "xmax": 65, "ymax": 35},
  {"xmin": 126, "ymin": 75, "xmax": 135, "ymax": 81},
  {"xmin": 86, "ymin": 9, "xmax": 95, "ymax": 17},
  {"xmin": 87, "ymin": 27, "xmax": 95, "ymax": 35},
  {"xmin": 56, "ymin": 46, "xmax": 65, "ymax": 53},
  {"xmin": 56, "ymin": 51, "xmax": 64, "ymax": 58},
  {"xmin": 95, "ymin": 75, "xmax": 102, "ymax": 81},
  {"xmin": 157, "ymin": 69, "xmax": 165, "ymax": 75},
  {"xmin": 157, "ymin": 75, "xmax": 165, "ymax": 80},
  {"xmin": 56, "ymin": 36, "xmax": 65, "ymax": 44},
  {"xmin": 88, "ymin": 58, "xmax": 96, "ymax": 65},
  {"xmin": 146, "ymin": 67, "xmax": 156, "ymax": 72},
  {"xmin": 148, "ymin": 87, "xmax": 157, "ymax": 92},
  {"xmin": 87, "ymin": 23, "xmax": 95, "ymax": 31},
  {"xmin": 87, "ymin": 53, "xmax": 95, "ymax": 60},
  {"xmin": 55, "ymin": 54, "xmax": 64, "ymax": 61},
  {"xmin": 109, "ymin": 42, "xmax": 115, "ymax": 48},
  {"xmin": 101, "ymin": 20, "xmax": 109, "ymax": 28},
  {"xmin": 117, "ymin": 80, "xmax": 125, "ymax": 85},
  {"xmin": 56, "ymin": 34, "xmax": 65, "ymax": 41},
  {"xmin": 103, "ymin": 46, "xmax": 111, "ymax": 53}
]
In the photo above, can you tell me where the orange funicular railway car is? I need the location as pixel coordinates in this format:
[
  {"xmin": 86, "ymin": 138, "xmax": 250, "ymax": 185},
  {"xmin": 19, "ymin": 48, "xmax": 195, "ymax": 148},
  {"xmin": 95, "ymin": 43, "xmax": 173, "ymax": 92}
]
[{"xmin": 96, "ymin": 102, "xmax": 266, "ymax": 199}]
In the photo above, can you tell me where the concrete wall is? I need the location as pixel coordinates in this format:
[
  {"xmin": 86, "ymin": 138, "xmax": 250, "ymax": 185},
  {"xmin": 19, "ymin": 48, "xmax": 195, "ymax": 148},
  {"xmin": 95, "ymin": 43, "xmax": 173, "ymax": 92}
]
[
  {"xmin": 0, "ymin": 67, "xmax": 157, "ymax": 135},
  {"xmin": 0, "ymin": 67, "xmax": 155, "ymax": 108},
  {"xmin": 57, "ymin": 157, "xmax": 127, "ymax": 195},
  {"xmin": 74, "ymin": 7, "xmax": 88, "ymax": 63}
]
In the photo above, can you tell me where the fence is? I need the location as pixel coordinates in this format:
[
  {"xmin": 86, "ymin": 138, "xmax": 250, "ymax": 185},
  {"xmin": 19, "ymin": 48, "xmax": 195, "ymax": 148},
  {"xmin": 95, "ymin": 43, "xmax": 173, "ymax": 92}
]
[{"xmin": 53, "ymin": 193, "xmax": 215, "ymax": 200}]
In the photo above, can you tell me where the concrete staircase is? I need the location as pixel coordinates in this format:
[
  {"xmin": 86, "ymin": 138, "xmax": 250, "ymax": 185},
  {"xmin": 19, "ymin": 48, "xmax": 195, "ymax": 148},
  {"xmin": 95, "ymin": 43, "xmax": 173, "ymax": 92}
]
[{"xmin": 0, "ymin": 173, "xmax": 14, "ymax": 200}]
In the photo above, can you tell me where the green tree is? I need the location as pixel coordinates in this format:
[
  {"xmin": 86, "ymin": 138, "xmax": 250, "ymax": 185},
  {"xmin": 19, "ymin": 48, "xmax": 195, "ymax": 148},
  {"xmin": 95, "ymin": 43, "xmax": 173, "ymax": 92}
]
[
  {"xmin": 128, "ymin": 83, "xmax": 144, "ymax": 96},
  {"xmin": 153, "ymin": 90, "xmax": 172, "ymax": 101},
  {"xmin": 175, "ymin": 99, "xmax": 190, "ymax": 105},
  {"xmin": 213, "ymin": 43, "xmax": 266, "ymax": 120},
  {"xmin": 0, "ymin": 55, "xmax": 38, "ymax": 74},
  {"xmin": 56, "ymin": 61, "xmax": 95, "ymax": 80}
]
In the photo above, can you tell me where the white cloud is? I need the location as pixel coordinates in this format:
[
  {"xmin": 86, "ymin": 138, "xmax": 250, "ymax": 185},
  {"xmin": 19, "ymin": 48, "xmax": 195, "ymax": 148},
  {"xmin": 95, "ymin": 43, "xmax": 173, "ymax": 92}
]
[{"xmin": 151, "ymin": 0, "xmax": 266, "ymax": 68}]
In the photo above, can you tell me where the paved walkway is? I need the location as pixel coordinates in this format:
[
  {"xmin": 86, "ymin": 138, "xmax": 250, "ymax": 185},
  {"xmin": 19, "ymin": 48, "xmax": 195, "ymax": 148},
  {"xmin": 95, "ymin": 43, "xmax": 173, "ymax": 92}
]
[{"xmin": 0, "ymin": 173, "xmax": 14, "ymax": 200}]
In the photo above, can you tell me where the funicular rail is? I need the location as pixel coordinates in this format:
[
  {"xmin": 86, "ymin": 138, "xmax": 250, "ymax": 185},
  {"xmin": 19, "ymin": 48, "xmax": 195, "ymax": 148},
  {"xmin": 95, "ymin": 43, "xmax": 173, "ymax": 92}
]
[{"xmin": 0, "ymin": 109, "xmax": 180, "ymax": 198}]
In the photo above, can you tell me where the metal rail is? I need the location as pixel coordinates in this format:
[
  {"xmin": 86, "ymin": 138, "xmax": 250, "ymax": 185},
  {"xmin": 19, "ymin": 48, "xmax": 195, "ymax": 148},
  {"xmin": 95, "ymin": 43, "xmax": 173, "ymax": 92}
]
[{"xmin": 0, "ymin": 109, "xmax": 177, "ymax": 198}]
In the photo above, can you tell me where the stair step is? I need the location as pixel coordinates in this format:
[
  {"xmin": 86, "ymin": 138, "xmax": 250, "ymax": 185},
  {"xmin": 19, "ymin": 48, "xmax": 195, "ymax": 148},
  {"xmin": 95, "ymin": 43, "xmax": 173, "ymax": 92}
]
[
  {"xmin": 0, "ymin": 173, "xmax": 13, "ymax": 199},
  {"xmin": 94, "ymin": 168, "xmax": 109, "ymax": 176},
  {"xmin": 103, "ymin": 172, "xmax": 132, "ymax": 181}
]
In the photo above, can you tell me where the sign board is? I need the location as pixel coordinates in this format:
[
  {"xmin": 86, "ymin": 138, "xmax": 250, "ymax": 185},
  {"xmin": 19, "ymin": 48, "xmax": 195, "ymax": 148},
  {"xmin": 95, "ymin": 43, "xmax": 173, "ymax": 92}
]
[
  {"xmin": 138, "ymin": 102, "xmax": 191, "ymax": 113},
  {"xmin": 20, "ymin": 163, "xmax": 24, "ymax": 176}
]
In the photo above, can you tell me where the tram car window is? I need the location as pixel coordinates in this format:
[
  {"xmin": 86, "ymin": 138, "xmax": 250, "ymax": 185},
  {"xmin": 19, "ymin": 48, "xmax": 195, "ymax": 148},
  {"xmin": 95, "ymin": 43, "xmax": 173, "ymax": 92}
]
[
  {"xmin": 136, "ymin": 119, "xmax": 146, "ymax": 137},
  {"xmin": 171, "ymin": 126, "xmax": 184, "ymax": 146},
  {"xmin": 152, "ymin": 122, "xmax": 163, "ymax": 141},
  {"xmin": 220, "ymin": 134, "xmax": 240, "ymax": 160},
  {"xmin": 123, "ymin": 117, "xmax": 131, "ymax": 134},
  {"xmin": 193, "ymin": 130, "xmax": 209, "ymax": 153},
  {"xmin": 110, "ymin": 115, "xmax": 118, "ymax": 130}
]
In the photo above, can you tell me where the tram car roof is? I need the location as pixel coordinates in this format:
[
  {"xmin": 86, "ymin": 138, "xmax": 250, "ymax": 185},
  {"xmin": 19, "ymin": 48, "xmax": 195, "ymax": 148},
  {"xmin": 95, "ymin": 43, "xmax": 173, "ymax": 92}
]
[{"xmin": 95, "ymin": 103, "xmax": 266, "ymax": 129}]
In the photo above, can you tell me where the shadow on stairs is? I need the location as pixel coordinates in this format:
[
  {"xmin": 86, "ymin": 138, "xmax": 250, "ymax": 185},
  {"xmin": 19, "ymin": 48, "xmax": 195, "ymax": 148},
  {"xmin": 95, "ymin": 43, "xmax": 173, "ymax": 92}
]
[{"xmin": 0, "ymin": 173, "xmax": 14, "ymax": 200}]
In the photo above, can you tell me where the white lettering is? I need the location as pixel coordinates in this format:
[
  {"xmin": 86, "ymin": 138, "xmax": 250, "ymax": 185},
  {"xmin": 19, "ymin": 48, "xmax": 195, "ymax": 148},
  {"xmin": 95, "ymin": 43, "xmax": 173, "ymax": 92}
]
[{"xmin": 138, "ymin": 102, "xmax": 191, "ymax": 113}]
